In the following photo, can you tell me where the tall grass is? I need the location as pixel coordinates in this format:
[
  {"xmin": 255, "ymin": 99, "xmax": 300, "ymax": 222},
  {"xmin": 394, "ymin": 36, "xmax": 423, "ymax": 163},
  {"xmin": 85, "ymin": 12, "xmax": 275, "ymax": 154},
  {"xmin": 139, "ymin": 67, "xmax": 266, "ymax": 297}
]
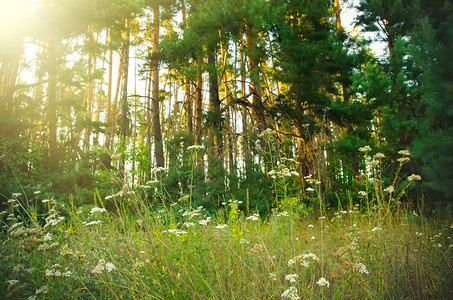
[{"xmin": 1, "ymin": 189, "xmax": 452, "ymax": 299}]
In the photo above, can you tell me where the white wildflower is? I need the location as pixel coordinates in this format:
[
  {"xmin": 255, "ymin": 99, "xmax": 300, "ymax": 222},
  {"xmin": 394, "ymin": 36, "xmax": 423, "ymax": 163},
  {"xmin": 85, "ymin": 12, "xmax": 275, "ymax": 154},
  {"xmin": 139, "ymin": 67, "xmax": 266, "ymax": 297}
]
[
  {"xmin": 408, "ymin": 174, "xmax": 421, "ymax": 181},
  {"xmin": 7, "ymin": 279, "xmax": 19, "ymax": 287},
  {"xmin": 287, "ymin": 259, "xmax": 296, "ymax": 267},
  {"xmin": 306, "ymin": 187, "xmax": 315, "ymax": 192},
  {"xmin": 308, "ymin": 224, "xmax": 314, "ymax": 228},
  {"xmin": 246, "ymin": 215, "xmax": 259, "ymax": 221},
  {"xmin": 285, "ymin": 273, "xmax": 299, "ymax": 283},
  {"xmin": 359, "ymin": 146, "xmax": 372, "ymax": 152},
  {"xmin": 398, "ymin": 150, "xmax": 411, "ymax": 156},
  {"xmin": 105, "ymin": 263, "xmax": 116, "ymax": 272},
  {"xmin": 367, "ymin": 160, "xmax": 379, "ymax": 166},
  {"xmin": 187, "ymin": 145, "xmax": 203, "ymax": 151},
  {"xmin": 215, "ymin": 224, "xmax": 227, "ymax": 229},
  {"xmin": 90, "ymin": 207, "xmax": 106, "ymax": 214},
  {"xmin": 85, "ymin": 220, "xmax": 102, "ymax": 226},
  {"xmin": 374, "ymin": 153, "xmax": 385, "ymax": 159},
  {"xmin": 269, "ymin": 272, "xmax": 277, "ymax": 281},
  {"xmin": 371, "ymin": 226, "xmax": 382, "ymax": 232},
  {"xmin": 384, "ymin": 186, "xmax": 395, "ymax": 193},
  {"xmin": 397, "ymin": 157, "xmax": 410, "ymax": 164},
  {"xmin": 354, "ymin": 263, "xmax": 369, "ymax": 274},
  {"xmin": 316, "ymin": 277, "xmax": 330, "ymax": 287},
  {"xmin": 35, "ymin": 285, "xmax": 49, "ymax": 295},
  {"xmin": 282, "ymin": 286, "xmax": 301, "ymax": 300}
]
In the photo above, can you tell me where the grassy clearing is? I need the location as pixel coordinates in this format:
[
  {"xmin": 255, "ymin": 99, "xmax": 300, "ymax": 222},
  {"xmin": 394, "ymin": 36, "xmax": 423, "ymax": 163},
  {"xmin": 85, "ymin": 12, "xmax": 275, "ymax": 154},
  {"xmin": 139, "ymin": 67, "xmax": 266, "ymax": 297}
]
[{"xmin": 1, "ymin": 193, "xmax": 452, "ymax": 299}]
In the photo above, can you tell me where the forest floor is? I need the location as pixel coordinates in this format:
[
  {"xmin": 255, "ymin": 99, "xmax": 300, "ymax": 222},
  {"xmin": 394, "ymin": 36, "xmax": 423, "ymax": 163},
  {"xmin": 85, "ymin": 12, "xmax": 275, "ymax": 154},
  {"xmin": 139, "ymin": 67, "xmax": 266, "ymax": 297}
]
[{"xmin": 1, "ymin": 194, "xmax": 452, "ymax": 299}]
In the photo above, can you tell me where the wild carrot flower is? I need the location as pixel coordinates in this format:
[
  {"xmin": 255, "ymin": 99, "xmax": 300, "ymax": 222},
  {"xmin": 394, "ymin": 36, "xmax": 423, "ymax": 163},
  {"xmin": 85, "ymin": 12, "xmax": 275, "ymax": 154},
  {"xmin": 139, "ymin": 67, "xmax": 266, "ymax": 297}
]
[
  {"xmin": 90, "ymin": 207, "xmax": 106, "ymax": 214},
  {"xmin": 316, "ymin": 277, "xmax": 330, "ymax": 287},
  {"xmin": 215, "ymin": 224, "xmax": 227, "ymax": 229},
  {"xmin": 367, "ymin": 160, "xmax": 379, "ymax": 166},
  {"xmin": 398, "ymin": 150, "xmax": 411, "ymax": 156},
  {"xmin": 408, "ymin": 174, "xmax": 421, "ymax": 181},
  {"xmin": 288, "ymin": 259, "xmax": 296, "ymax": 267},
  {"xmin": 246, "ymin": 215, "xmax": 259, "ymax": 221},
  {"xmin": 187, "ymin": 145, "xmax": 203, "ymax": 151},
  {"xmin": 285, "ymin": 273, "xmax": 299, "ymax": 283},
  {"xmin": 374, "ymin": 153, "xmax": 385, "ymax": 159},
  {"xmin": 35, "ymin": 285, "xmax": 49, "ymax": 295},
  {"xmin": 372, "ymin": 226, "xmax": 382, "ymax": 232},
  {"xmin": 354, "ymin": 263, "xmax": 369, "ymax": 274},
  {"xmin": 384, "ymin": 186, "xmax": 395, "ymax": 193},
  {"xmin": 358, "ymin": 191, "xmax": 367, "ymax": 197},
  {"xmin": 397, "ymin": 157, "xmax": 410, "ymax": 164},
  {"xmin": 359, "ymin": 146, "xmax": 372, "ymax": 152},
  {"xmin": 269, "ymin": 272, "xmax": 277, "ymax": 281},
  {"xmin": 282, "ymin": 286, "xmax": 301, "ymax": 299}
]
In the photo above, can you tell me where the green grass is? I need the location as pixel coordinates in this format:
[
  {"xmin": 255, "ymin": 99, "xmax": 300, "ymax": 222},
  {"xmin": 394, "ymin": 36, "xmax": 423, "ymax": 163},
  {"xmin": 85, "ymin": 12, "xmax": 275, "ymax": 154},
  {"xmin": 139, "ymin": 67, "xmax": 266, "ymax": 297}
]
[{"xmin": 1, "ymin": 193, "xmax": 452, "ymax": 299}]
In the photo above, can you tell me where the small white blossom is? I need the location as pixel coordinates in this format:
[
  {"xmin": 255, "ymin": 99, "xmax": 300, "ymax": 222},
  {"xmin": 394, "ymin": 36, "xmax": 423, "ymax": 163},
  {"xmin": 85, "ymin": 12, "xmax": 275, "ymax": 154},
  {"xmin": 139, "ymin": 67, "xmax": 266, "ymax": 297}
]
[
  {"xmin": 408, "ymin": 174, "xmax": 421, "ymax": 181},
  {"xmin": 282, "ymin": 286, "xmax": 301, "ymax": 300},
  {"xmin": 187, "ymin": 145, "xmax": 203, "ymax": 151},
  {"xmin": 215, "ymin": 224, "xmax": 227, "ymax": 229},
  {"xmin": 246, "ymin": 215, "xmax": 259, "ymax": 221},
  {"xmin": 316, "ymin": 277, "xmax": 330, "ymax": 287},
  {"xmin": 384, "ymin": 186, "xmax": 395, "ymax": 193},
  {"xmin": 90, "ymin": 207, "xmax": 106, "ymax": 214},
  {"xmin": 269, "ymin": 272, "xmax": 277, "ymax": 281},
  {"xmin": 398, "ymin": 150, "xmax": 411, "ymax": 156},
  {"xmin": 359, "ymin": 146, "xmax": 372, "ymax": 152},
  {"xmin": 354, "ymin": 263, "xmax": 369, "ymax": 274},
  {"xmin": 372, "ymin": 226, "xmax": 382, "ymax": 232},
  {"xmin": 285, "ymin": 273, "xmax": 299, "ymax": 283},
  {"xmin": 374, "ymin": 153, "xmax": 385, "ymax": 159}
]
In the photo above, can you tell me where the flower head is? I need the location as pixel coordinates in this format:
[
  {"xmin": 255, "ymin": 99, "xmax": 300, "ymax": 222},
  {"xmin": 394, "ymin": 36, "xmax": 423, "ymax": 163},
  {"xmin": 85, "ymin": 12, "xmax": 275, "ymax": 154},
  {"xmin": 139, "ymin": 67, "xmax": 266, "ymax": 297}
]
[
  {"xmin": 408, "ymin": 174, "xmax": 421, "ymax": 181},
  {"xmin": 285, "ymin": 273, "xmax": 299, "ymax": 283},
  {"xmin": 398, "ymin": 150, "xmax": 411, "ymax": 156},
  {"xmin": 316, "ymin": 277, "xmax": 330, "ymax": 287},
  {"xmin": 374, "ymin": 153, "xmax": 385, "ymax": 159},
  {"xmin": 384, "ymin": 186, "xmax": 394, "ymax": 193},
  {"xmin": 359, "ymin": 146, "xmax": 372, "ymax": 152},
  {"xmin": 282, "ymin": 286, "xmax": 301, "ymax": 300},
  {"xmin": 358, "ymin": 191, "xmax": 367, "ymax": 197}
]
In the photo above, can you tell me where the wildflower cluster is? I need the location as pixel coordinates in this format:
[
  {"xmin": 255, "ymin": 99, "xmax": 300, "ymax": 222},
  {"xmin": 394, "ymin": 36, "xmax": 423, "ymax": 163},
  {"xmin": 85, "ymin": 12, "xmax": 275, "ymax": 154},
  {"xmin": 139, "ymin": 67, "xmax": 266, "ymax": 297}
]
[{"xmin": 92, "ymin": 259, "xmax": 116, "ymax": 274}]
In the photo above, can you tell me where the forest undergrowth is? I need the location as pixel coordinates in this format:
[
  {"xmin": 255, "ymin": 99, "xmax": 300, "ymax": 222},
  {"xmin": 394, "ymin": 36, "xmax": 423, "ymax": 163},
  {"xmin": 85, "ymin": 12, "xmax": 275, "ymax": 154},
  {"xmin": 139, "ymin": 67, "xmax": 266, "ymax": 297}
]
[{"xmin": 1, "ymin": 153, "xmax": 452, "ymax": 300}]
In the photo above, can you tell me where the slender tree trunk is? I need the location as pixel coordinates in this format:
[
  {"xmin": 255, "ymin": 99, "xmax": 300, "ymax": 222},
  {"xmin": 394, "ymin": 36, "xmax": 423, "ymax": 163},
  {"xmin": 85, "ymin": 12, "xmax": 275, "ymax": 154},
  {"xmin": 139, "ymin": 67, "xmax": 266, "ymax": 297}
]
[
  {"xmin": 152, "ymin": 6, "xmax": 165, "ymax": 168},
  {"xmin": 0, "ymin": 38, "xmax": 23, "ymax": 137},
  {"xmin": 46, "ymin": 38, "xmax": 58, "ymax": 167},
  {"xmin": 246, "ymin": 23, "xmax": 266, "ymax": 132},
  {"xmin": 240, "ymin": 36, "xmax": 250, "ymax": 175},
  {"xmin": 195, "ymin": 57, "xmax": 203, "ymax": 145},
  {"xmin": 105, "ymin": 29, "xmax": 113, "ymax": 149},
  {"xmin": 119, "ymin": 24, "xmax": 130, "ymax": 178},
  {"xmin": 335, "ymin": 0, "xmax": 359, "ymax": 179}
]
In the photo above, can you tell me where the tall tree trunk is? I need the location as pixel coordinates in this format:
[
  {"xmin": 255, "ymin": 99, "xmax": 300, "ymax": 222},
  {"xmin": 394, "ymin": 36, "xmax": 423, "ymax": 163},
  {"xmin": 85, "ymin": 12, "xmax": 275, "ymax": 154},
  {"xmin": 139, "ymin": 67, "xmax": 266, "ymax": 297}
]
[
  {"xmin": 152, "ymin": 6, "xmax": 165, "ymax": 168},
  {"xmin": 46, "ymin": 38, "xmax": 58, "ymax": 167},
  {"xmin": 84, "ymin": 30, "xmax": 96, "ymax": 152},
  {"xmin": 105, "ymin": 29, "xmax": 114, "ymax": 149},
  {"xmin": 195, "ymin": 57, "xmax": 203, "ymax": 145},
  {"xmin": 119, "ymin": 25, "xmax": 130, "ymax": 178},
  {"xmin": 335, "ymin": 0, "xmax": 359, "ymax": 179},
  {"xmin": 0, "ymin": 37, "xmax": 23, "ymax": 137},
  {"xmin": 207, "ymin": 46, "xmax": 224, "ymax": 195},
  {"xmin": 246, "ymin": 23, "xmax": 266, "ymax": 132},
  {"xmin": 240, "ymin": 36, "xmax": 250, "ymax": 176}
]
